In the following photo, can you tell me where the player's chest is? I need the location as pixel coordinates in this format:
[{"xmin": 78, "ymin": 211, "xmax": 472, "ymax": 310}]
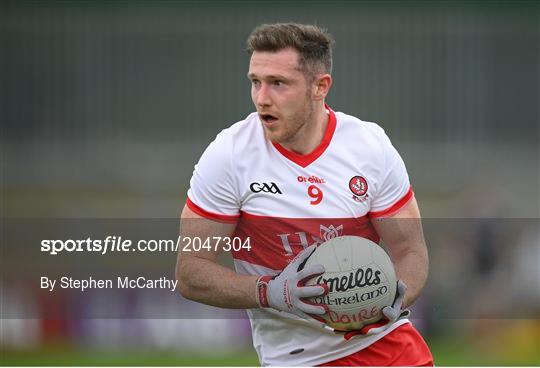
[{"xmin": 238, "ymin": 157, "xmax": 377, "ymax": 218}]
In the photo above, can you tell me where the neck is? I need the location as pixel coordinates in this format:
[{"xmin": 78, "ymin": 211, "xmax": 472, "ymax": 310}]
[{"xmin": 279, "ymin": 103, "xmax": 329, "ymax": 155}]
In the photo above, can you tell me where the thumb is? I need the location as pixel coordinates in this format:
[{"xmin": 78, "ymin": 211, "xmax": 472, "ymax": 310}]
[
  {"xmin": 381, "ymin": 306, "xmax": 399, "ymax": 321},
  {"xmin": 290, "ymin": 244, "xmax": 317, "ymax": 268},
  {"xmin": 397, "ymin": 280, "xmax": 408, "ymax": 296},
  {"xmin": 392, "ymin": 280, "xmax": 407, "ymax": 309}
]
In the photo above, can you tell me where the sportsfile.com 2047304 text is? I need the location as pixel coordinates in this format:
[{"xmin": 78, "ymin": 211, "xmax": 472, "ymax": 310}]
[{"xmin": 40, "ymin": 236, "xmax": 252, "ymax": 255}]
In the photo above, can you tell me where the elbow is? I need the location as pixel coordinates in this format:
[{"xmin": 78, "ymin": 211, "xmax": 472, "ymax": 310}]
[
  {"xmin": 177, "ymin": 281, "xmax": 194, "ymax": 300},
  {"xmin": 175, "ymin": 263, "xmax": 196, "ymax": 300}
]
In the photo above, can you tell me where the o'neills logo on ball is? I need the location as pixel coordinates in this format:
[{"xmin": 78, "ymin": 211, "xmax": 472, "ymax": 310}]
[
  {"xmin": 349, "ymin": 176, "xmax": 368, "ymax": 196},
  {"xmin": 315, "ymin": 266, "xmax": 382, "ymax": 293}
]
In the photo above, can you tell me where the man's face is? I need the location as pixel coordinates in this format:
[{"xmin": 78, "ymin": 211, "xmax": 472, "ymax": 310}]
[{"xmin": 248, "ymin": 48, "xmax": 315, "ymax": 144}]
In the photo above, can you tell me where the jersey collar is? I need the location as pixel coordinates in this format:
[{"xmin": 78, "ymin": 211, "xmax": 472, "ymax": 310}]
[{"xmin": 271, "ymin": 104, "xmax": 337, "ymax": 168}]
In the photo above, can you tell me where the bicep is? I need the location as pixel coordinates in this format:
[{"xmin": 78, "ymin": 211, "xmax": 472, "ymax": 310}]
[
  {"xmin": 371, "ymin": 197, "xmax": 426, "ymax": 259},
  {"xmin": 178, "ymin": 204, "xmax": 237, "ymax": 264}
]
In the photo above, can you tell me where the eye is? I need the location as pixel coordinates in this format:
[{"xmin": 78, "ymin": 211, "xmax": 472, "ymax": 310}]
[
  {"xmin": 251, "ymin": 79, "xmax": 261, "ymax": 86},
  {"xmin": 273, "ymin": 80, "xmax": 283, "ymax": 86}
]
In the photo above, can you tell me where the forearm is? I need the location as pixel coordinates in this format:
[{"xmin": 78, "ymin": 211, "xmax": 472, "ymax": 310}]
[
  {"xmin": 392, "ymin": 246, "xmax": 428, "ymax": 308},
  {"xmin": 372, "ymin": 198, "xmax": 429, "ymax": 308},
  {"xmin": 177, "ymin": 255, "xmax": 259, "ymax": 309}
]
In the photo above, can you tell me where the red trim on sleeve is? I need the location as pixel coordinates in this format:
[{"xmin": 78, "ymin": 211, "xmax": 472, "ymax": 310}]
[
  {"xmin": 185, "ymin": 197, "xmax": 240, "ymax": 224},
  {"xmin": 272, "ymin": 104, "xmax": 337, "ymax": 168},
  {"xmin": 368, "ymin": 186, "xmax": 414, "ymax": 218}
]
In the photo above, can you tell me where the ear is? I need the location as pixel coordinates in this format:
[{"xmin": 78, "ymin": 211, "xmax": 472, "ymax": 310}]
[{"xmin": 312, "ymin": 74, "xmax": 332, "ymax": 101}]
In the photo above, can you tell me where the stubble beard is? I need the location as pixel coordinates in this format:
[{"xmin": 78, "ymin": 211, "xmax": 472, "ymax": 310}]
[{"xmin": 269, "ymin": 99, "xmax": 315, "ymax": 146}]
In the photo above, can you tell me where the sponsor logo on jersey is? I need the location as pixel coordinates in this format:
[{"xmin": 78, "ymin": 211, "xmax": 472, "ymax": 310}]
[
  {"xmin": 250, "ymin": 182, "xmax": 282, "ymax": 194},
  {"xmin": 297, "ymin": 175, "xmax": 326, "ymax": 184}
]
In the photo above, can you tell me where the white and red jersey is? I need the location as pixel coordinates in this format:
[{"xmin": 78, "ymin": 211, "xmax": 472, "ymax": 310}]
[{"xmin": 186, "ymin": 107, "xmax": 414, "ymax": 366}]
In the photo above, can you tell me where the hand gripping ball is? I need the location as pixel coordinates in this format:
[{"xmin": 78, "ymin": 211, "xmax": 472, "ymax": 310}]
[{"xmin": 303, "ymin": 236, "xmax": 397, "ymax": 331}]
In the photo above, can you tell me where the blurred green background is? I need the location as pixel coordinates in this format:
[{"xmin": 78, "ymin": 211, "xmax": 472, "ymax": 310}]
[{"xmin": 1, "ymin": 0, "xmax": 539, "ymax": 366}]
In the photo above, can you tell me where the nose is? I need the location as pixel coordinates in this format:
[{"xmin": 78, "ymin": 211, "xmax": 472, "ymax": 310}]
[{"xmin": 255, "ymin": 83, "xmax": 272, "ymax": 108}]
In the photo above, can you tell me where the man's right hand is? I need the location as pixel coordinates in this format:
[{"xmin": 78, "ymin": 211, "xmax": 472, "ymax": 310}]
[{"xmin": 256, "ymin": 245, "xmax": 328, "ymax": 319}]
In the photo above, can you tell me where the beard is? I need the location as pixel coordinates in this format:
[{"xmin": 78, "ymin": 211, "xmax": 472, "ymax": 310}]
[{"xmin": 264, "ymin": 99, "xmax": 315, "ymax": 146}]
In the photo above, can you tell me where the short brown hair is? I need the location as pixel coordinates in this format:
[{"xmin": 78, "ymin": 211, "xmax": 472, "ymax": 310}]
[{"xmin": 246, "ymin": 23, "xmax": 334, "ymax": 79}]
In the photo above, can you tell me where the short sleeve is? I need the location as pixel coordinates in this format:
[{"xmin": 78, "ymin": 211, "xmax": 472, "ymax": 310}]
[
  {"xmin": 368, "ymin": 132, "xmax": 413, "ymax": 218},
  {"xmin": 186, "ymin": 131, "xmax": 240, "ymax": 223}
]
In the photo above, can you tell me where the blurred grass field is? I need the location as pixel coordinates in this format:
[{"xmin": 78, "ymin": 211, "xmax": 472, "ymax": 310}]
[{"xmin": 2, "ymin": 335, "xmax": 539, "ymax": 366}]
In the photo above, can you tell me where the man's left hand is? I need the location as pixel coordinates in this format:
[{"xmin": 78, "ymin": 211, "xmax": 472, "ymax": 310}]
[{"xmin": 343, "ymin": 280, "xmax": 411, "ymax": 340}]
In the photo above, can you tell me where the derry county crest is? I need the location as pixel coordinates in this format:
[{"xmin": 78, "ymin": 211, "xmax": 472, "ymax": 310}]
[{"xmin": 349, "ymin": 175, "xmax": 369, "ymax": 202}]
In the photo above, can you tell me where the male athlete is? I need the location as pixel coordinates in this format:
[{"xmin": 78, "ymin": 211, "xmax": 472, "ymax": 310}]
[{"xmin": 177, "ymin": 23, "xmax": 433, "ymax": 366}]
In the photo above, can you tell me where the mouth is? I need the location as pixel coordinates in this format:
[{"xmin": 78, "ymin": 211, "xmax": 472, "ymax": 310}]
[{"xmin": 259, "ymin": 113, "xmax": 279, "ymax": 126}]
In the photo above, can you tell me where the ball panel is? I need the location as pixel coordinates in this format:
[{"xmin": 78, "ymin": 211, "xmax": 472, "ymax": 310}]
[{"xmin": 304, "ymin": 236, "xmax": 397, "ymax": 331}]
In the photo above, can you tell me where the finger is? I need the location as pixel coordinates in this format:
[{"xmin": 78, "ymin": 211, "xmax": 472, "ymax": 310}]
[
  {"xmin": 393, "ymin": 280, "xmax": 407, "ymax": 309},
  {"xmin": 307, "ymin": 313, "xmax": 327, "ymax": 324},
  {"xmin": 397, "ymin": 280, "xmax": 408, "ymax": 295},
  {"xmin": 295, "ymin": 285, "xmax": 326, "ymax": 298},
  {"xmin": 381, "ymin": 306, "xmax": 399, "ymax": 321},
  {"xmin": 399, "ymin": 309, "xmax": 411, "ymax": 319},
  {"xmin": 393, "ymin": 293, "xmax": 405, "ymax": 310},
  {"xmin": 297, "ymin": 301, "xmax": 326, "ymax": 315},
  {"xmin": 320, "ymin": 282, "xmax": 329, "ymax": 295},
  {"xmin": 372, "ymin": 308, "xmax": 411, "ymax": 336},
  {"xmin": 290, "ymin": 245, "xmax": 317, "ymax": 266},
  {"xmin": 289, "ymin": 245, "xmax": 317, "ymax": 272},
  {"xmin": 302, "ymin": 298, "xmax": 330, "ymax": 314},
  {"xmin": 297, "ymin": 264, "xmax": 325, "ymax": 282}
]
